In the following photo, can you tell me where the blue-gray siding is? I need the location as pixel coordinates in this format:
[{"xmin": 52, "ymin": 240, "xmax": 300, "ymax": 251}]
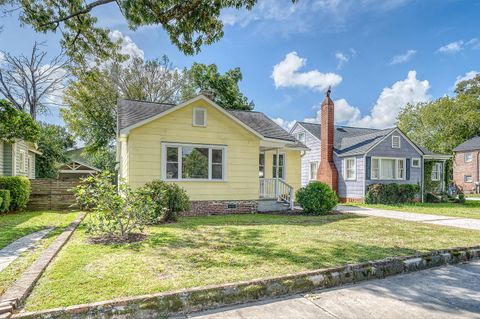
[
  {"xmin": 365, "ymin": 130, "xmax": 423, "ymax": 189},
  {"xmin": 3, "ymin": 142, "xmax": 12, "ymax": 176},
  {"xmin": 291, "ymin": 124, "xmax": 321, "ymax": 187},
  {"xmin": 334, "ymin": 154, "xmax": 365, "ymax": 198}
]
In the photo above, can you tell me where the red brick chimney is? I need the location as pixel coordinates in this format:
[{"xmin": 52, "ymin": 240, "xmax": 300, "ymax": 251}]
[{"xmin": 317, "ymin": 87, "xmax": 338, "ymax": 193}]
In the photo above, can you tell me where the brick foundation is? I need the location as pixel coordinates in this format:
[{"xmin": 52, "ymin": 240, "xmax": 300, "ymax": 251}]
[
  {"xmin": 181, "ymin": 200, "xmax": 258, "ymax": 216},
  {"xmin": 339, "ymin": 197, "xmax": 364, "ymax": 203}
]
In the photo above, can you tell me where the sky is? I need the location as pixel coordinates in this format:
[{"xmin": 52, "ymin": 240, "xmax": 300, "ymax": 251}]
[{"xmin": 0, "ymin": 0, "xmax": 479, "ymax": 131}]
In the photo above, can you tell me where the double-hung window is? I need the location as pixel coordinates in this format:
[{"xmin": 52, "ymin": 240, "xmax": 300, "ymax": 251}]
[
  {"xmin": 259, "ymin": 153, "xmax": 265, "ymax": 178},
  {"xmin": 296, "ymin": 132, "xmax": 305, "ymax": 143},
  {"xmin": 272, "ymin": 154, "xmax": 285, "ymax": 179},
  {"xmin": 371, "ymin": 157, "xmax": 405, "ymax": 180},
  {"xmin": 309, "ymin": 161, "xmax": 318, "ymax": 180},
  {"xmin": 431, "ymin": 163, "xmax": 442, "ymax": 181},
  {"xmin": 163, "ymin": 143, "xmax": 226, "ymax": 181},
  {"xmin": 344, "ymin": 158, "xmax": 356, "ymax": 180},
  {"xmin": 19, "ymin": 150, "xmax": 27, "ymax": 173},
  {"xmin": 465, "ymin": 153, "xmax": 473, "ymax": 163}
]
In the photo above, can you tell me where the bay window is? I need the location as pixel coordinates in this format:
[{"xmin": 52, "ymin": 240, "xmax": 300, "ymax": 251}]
[
  {"xmin": 163, "ymin": 143, "xmax": 226, "ymax": 181},
  {"xmin": 371, "ymin": 157, "xmax": 405, "ymax": 180}
]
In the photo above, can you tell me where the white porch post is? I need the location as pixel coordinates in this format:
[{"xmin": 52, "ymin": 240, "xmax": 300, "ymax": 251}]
[
  {"xmin": 275, "ymin": 149, "xmax": 279, "ymax": 198},
  {"xmin": 421, "ymin": 157, "xmax": 424, "ymax": 203}
]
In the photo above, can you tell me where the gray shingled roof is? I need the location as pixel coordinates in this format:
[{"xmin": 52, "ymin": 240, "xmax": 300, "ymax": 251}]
[
  {"xmin": 453, "ymin": 136, "xmax": 480, "ymax": 152},
  {"xmin": 295, "ymin": 122, "xmax": 392, "ymax": 156},
  {"xmin": 117, "ymin": 99, "xmax": 305, "ymax": 147},
  {"xmin": 117, "ymin": 99, "xmax": 176, "ymax": 132}
]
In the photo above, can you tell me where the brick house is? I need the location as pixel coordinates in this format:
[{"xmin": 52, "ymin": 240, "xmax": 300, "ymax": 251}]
[{"xmin": 453, "ymin": 136, "xmax": 480, "ymax": 194}]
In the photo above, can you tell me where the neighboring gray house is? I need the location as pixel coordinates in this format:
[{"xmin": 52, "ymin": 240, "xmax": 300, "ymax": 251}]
[
  {"xmin": 0, "ymin": 139, "xmax": 41, "ymax": 179},
  {"xmin": 290, "ymin": 96, "xmax": 451, "ymax": 202}
]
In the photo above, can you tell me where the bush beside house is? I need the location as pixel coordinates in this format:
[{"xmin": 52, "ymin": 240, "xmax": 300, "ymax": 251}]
[
  {"xmin": 143, "ymin": 180, "xmax": 191, "ymax": 223},
  {"xmin": 296, "ymin": 182, "xmax": 338, "ymax": 215},
  {"xmin": 0, "ymin": 189, "xmax": 11, "ymax": 213},
  {"xmin": 0, "ymin": 176, "xmax": 31, "ymax": 211},
  {"xmin": 365, "ymin": 183, "xmax": 420, "ymax": 204}
]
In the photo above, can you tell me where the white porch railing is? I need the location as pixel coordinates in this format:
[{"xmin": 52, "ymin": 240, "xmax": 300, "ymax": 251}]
[{"xmin": 259, "ymin": 178, "xmax": 294, "ymax": 209}]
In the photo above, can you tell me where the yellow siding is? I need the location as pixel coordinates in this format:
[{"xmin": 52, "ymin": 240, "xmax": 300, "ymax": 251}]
[
  {"xmin": 126, "ymin": 100, "xmax": 261, "ymax": 201},
  {"xmin": 263, "ymin": 149, "xmax": 302, "ymax": 199}
]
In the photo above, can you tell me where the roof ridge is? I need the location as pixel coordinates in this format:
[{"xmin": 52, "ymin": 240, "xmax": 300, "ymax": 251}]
[{"xmin": 118, "ymin": 98, "xmax": 176, "ymax": 106}]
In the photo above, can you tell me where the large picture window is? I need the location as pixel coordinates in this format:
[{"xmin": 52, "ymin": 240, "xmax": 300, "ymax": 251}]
[
  {"xmin": 371, "ymin": 157, "xmax": 405, "ymax": 180},
  {"xmin": 163, "ymin": 143, "xmax": 226, "ymax": 181}
]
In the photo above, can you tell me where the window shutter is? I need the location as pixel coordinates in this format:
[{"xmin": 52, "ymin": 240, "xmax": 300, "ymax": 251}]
[
  {"xmin": 366, "ymin": 157, "xmax": 371, "ymax": 180},
  {"xmin": 406, "ymin": 158, "xmax": 411, "ymax": 180}
]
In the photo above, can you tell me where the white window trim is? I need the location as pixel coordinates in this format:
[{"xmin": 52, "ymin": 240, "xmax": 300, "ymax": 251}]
[
  {"xmin": 272, "ymin": 152, "xmax": 286, "ymax": 180},
  {"xmin": 391, "ymin": 136, "xmax": 401, "ymax": 149},
  {"xmin": 344, "ymin": 157, "xmax": 357, "ymax": 181},
  {"xmin": 411, "ymin": 158, "xmax": 421, "ymax": 168},
  {"xmin": 431, "ymin": 162, "xmax": 442, "ymax": 181},
  {"xmin": 371, "ymin": 156, "xmax": 406, "ymax": 181},
  {"xmin": 296, "ymin": 132, "xmax": 305, "ymax": 143},
  {"xmin": 19, "ymin": 149, "xmax": 27, "ymax": 173},
  {"xmin": 192, "ymin": 107, "xmax": 207, "ymax": 127},
  {"xmin": 161, "ymin": 142, "xmax": 227, "ymax": 182},
  {"xmin": 259, "ymin": 152, "xmax": 265, "ymax": 178},
  {"xmin": 465, "ymin": 152, "xmax": 473, "ymax": 163},
  {"xmin": 309, "ymin": 161, "xmax": 319, "ymax": 181}
]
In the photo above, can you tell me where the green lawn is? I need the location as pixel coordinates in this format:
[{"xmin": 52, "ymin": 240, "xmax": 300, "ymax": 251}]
[
  {"xmin": 345, "ymin": 201, "xmax": 480, "ymax": 219},
  {"xmin": 25, "ymin": 213, "xmax": 480, "ymax": 311},
  {"xmin": 0, "ymin": 211, "xmax": 80, "ymax": 295}
]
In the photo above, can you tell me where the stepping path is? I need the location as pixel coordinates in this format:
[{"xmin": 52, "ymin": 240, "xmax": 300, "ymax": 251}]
[
  {"xmin": 336, "ymin": 205, "xmax": 480, "ymax": 231},
  {"xmin": 0, "ymin": 229, "xmax": 53, "ymax": 273}
]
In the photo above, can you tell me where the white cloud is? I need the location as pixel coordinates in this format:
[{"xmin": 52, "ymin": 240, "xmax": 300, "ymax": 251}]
[
  {"xmin": 454, "ymin": 70, "xmax": 478, "ymax": 88},
  {"xmin": 221, "ymin": 0, "xmax": 411, "ymax": 36},
  {"xmin": 109, "ymin": 30, "xmax": 144, "ymax": 61},
  {"xmin": 350, "ymin": 70, "xmax": 430, "ymax": 128},
  {"xmin": 272, "ymin": 51, "xmax": 342, "ymax": 92},
  {"xmin": 438, "ymin": 41, "xmax": 464, "ymax": 54},
  {"xmin": 335, "ymin": 52, "xmax": 349, "ymax": 69},
  {"xmin": 390, "ymin": 49, "xmax": 417, "ymax": 65},
  {"xmin": 272, "ymin": 117, "xmax": 297, "ymax": 132}
]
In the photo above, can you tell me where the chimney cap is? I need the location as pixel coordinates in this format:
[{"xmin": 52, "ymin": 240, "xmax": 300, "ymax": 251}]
[{"xmin": 325, "ymin": 86, "xmax": 332, "ymax": 98}]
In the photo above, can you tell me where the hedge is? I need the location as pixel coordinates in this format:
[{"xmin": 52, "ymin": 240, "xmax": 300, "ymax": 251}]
[
  {"xmin": 366, "ymin": 183, "xmax": 420, "ymax": 204},
  {"xmin": 296, "ymin": 181, "xmax": 338, "ymax": 215},
  {"xmin": 0, "ymin": 176, "xmax": 31, "ymax": 211},
  {"xmin": 0, "ymin": 189, "xmax": 11, "ymax": 213}
]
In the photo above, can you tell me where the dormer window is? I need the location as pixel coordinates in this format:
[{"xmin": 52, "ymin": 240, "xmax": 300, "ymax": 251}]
[
  {"xmin": 391, "ymin": 136, "xmax": 401, "ymax": 149},
  {"xmin": 193, "ymin": 107, "xmax": 207, "ymax": 127}
]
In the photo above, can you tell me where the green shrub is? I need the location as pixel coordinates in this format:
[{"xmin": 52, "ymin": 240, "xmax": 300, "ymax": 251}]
[
  {"xmin": 0, "ymin": 176, "xmax": 30, "ymax": 211},
  {"xmin": 366, "ymin": 183, "xmax": 420, "ymax": 204},
  {"xmin": 0, "ymin": 189, "xmax": 11, "ymax": 213},
  {"xmin": 142, "ymin": 180, "xmax": 191, "ymax": 223},
  {"xmin": 74, "ymin": 171, "xmax": 154, "ymax": 240},
  {"xmin": 458, "ymin": 193, "xmax": 466, "ymax": 204},
  {"xmin": 296, "ymin": 181, "xmax": 338, "ymax": 215}
]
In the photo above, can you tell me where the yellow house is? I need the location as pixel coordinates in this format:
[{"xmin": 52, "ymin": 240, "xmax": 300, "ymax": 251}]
[{"xmin": 117, "ymin": 95, "xmax": 307, "ymax": 215}]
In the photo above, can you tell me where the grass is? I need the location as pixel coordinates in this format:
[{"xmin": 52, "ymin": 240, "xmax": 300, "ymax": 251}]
[
  {"xmin": 24, "ymin": 213, "xmax": 480, "ymax": 311},
  {"xmin": 345, "ymin": 201, "xmax": 480, "ymax": 219},
  {"xmin": 0, "ymin": 211, "xmax": 79, "ymax": 249},
  {"xmin": 0, "ymin": 211, "xmax": 80, "ymax": 295}
]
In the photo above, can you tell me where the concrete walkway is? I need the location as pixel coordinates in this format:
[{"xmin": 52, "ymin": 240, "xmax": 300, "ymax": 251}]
[
  {"xmin": 185, "ymin": 260, "xmax": 480, "ymax": 319},
  {"xmin": 336, "ymin": 205, "xmax": 480, "ymax": 231},
  {"xmin": 0, "ymin": 228, "xmax": 52, "ymax": 273}
]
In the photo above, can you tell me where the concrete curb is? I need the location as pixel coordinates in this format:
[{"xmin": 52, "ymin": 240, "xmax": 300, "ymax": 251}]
[
  {"xmin": 0, "ymin": 212, "xmax": 86, "ymax": 319},
  {"xmin": 12, "ymin": 246, "xmax": 480, "ymax": 319}
]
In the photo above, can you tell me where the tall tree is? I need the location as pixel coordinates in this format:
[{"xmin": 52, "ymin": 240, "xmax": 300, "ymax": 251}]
[
  {"xmin": 62, "ymin": 56, "xmax": 188, "ymax": 160},
  {"xmin": 183, "ymin": 63, "xmax": 254, "ymax": 110},
  {"xmin": 3, "ymin": 0, "xmax": 296, "ymax": 62},
  {"xmin": 398, "ymin": 76, "xmax": 480, "ymax": 154},
  {"xmin": 36, "ymin": 122, "xmax": 75, "ymax": 178},
  {"xmin": 0, "ymin": 99, "xmax": 40, "ymax": 143},
  {"xmin": 0, "ymin": 42, "xmax": 69, "ymax": 120}
]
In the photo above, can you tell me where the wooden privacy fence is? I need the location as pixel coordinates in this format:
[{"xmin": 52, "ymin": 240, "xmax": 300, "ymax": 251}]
[{"xmin": 28, "ymin": 179, "xmax": 80, "ymax": 211}]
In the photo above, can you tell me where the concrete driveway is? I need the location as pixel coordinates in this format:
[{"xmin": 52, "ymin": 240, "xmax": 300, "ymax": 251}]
[{"xmin": 183, "ymin": 260, "xmax": 480, "ymax": 319}]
